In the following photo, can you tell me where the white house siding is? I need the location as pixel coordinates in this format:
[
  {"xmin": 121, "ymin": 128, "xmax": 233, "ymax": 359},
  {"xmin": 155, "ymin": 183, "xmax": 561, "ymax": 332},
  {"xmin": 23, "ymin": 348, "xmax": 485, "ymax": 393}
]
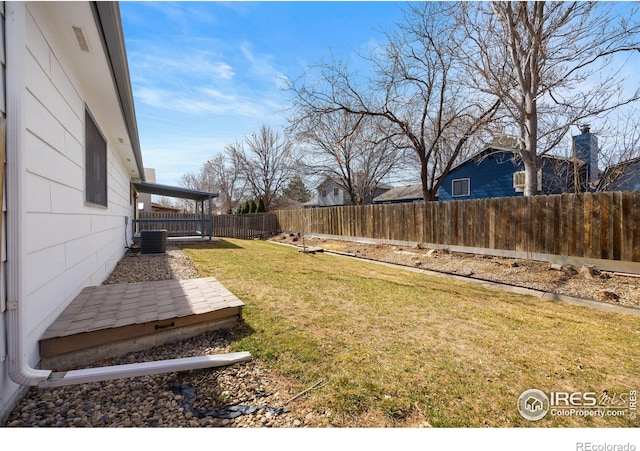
[
  {"xmin": 0, "ymin": 0, "xmax": 10, "ymax": 422},
  {"xmin": 22, "ymin": 3, "xmax": 133, "ymax": 349},
  {"xmin": 318, "ymin": 180, "xmax": 345, "ymax": 207},
  {"xmin": 1, "ymin": 3, "xmax": 135, "ymax": 421}
]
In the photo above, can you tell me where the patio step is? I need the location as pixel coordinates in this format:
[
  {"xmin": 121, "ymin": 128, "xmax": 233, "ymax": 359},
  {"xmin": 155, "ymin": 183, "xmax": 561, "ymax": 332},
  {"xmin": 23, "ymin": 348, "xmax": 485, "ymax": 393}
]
[{"xmin": 39, "ymin": 277, "xmax": 244, "ymax": 369}]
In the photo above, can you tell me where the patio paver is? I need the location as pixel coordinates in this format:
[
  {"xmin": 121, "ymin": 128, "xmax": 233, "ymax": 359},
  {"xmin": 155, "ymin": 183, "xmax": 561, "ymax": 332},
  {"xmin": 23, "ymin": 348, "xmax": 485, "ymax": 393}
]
[{"xmin": 39, "ymin": 277, "xmax": 244, "ymax": 365}]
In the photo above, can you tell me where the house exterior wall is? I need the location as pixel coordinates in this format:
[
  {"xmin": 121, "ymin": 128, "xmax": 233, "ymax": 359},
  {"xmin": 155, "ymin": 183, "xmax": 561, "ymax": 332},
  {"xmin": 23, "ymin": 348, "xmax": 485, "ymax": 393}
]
[
  {"xmin": 318, "ymin": 180, "xmax": 392, "ymax": 206},
  {"xmin": 0, "ymin": 0, "xmax": 11, "ymax": 422},
  {"xmin": 22, "ymin": 1, "xmax": 133, "ymax": 346},
  {"xmin": 1, "ymin": 3, "xmax": 135, "ymax": 421},
  {"xmin": 437, "ymin": 150, "xmax": 525, "ymax": 201},
  {"xmin": 437, "ymin": 148, "xmax": 583, "ymax": 202},
  {"xmin": 318, "ymin": 180, "xmax": 345, "ymax": 207}
]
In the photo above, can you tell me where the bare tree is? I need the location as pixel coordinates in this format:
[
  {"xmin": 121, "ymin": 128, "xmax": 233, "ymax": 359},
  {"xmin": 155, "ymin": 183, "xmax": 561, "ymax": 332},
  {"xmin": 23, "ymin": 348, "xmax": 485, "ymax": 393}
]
[
  {"xmin": 457, "ymin": 1, "xmax": 640, "ymax": 196},
  {"xmin": 179, "ymin": 171, "xmax": 210, "ymax": 213},
  {"xmin": 291, "ymin": 110, "xmax": 403, "ymax": 205},
  {"xmin": 155, "ymin": 196, "xmax": 179, "ymax": 210},
  {"xmin": 203, "ymin": 154, "xmax": 246, "ymax": 214},
  {"xmin": 593, "ymin": 109, "xmax": 640, "ymax": 191},
  {"xmin": 180, "ymin": 153, "xmax": 246, "ymax": 214},
  {"xmin": 287, "ymin": 2, "xmax": 500, "ymax": 201},
  {"xmin": 226, "ymin": 124, "xmax": 299, "ymax": 211}
]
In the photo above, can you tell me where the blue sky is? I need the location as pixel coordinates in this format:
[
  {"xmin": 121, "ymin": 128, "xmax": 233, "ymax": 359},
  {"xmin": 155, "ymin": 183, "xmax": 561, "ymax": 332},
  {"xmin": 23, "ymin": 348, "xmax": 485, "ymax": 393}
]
[{"xmin": 120, "ymin": 1, "xmax": 409, "ymax": 187}]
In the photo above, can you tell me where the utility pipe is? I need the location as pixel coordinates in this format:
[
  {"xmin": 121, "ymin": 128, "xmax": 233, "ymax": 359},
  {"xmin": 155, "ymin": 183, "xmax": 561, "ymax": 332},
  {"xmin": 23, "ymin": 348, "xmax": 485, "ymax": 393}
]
[{"xmin": 5, "ymin": 2, "xmax": 250, "ymax": 389}]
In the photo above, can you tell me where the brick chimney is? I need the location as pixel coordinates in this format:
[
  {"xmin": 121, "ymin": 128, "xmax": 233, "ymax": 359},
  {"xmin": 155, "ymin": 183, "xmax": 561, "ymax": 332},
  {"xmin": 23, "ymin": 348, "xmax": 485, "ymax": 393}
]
[{"xmin": 572, "ymin": 125, "xmax": 598, "ymax": 186}]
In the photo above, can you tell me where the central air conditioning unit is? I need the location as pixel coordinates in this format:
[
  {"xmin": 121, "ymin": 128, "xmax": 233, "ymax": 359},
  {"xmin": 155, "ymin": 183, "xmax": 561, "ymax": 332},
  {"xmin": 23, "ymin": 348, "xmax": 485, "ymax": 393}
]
[{"xmin": 140, "ymin": 229, "xmax": 167, "ymax": 254}]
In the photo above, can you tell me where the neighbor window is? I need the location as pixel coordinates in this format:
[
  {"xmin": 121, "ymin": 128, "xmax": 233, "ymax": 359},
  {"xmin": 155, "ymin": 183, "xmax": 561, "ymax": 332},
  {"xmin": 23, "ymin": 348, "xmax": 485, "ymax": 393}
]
[
  {"xmin": 321, "ymin": 189, "xmax": 327, "ymax": 197},
  {"xmin": 452, "ymin": 178, "xmax": 470, "ymax": 197},
  {"xmin": 333, "ymin": 187, "xmax": 339, "ymax": 196},
  {"xmin": 85, "ymin": 109, "xmax": 107, "ymax": 206}
]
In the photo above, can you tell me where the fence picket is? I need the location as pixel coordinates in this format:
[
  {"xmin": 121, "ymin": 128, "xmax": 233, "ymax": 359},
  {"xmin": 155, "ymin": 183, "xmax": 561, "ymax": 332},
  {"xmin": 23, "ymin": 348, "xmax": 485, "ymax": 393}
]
[{"xmin": 273, "ymin": 191, "xmax": 640, "ymax": 264}]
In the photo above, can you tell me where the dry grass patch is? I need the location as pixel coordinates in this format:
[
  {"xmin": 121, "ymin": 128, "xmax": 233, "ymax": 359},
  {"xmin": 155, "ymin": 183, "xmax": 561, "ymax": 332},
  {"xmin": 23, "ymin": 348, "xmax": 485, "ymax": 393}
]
[{"xmin": 183, "ymin": 239, "xmax": 640, "ymax": 428}]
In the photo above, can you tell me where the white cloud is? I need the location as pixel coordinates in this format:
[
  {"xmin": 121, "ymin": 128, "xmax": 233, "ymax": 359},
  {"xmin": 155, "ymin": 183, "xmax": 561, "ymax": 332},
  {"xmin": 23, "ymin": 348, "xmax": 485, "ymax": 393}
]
[
  {"xmin": 129, "ymin": 50, "xmax": 235, "ymax": 82},
  {"xmin": 240, "ymin": 42, "xmax": 279, "ymax": 78},
  {"xmin": 134, "ymin": 85, "xmax": 276, "ymax": 118},
  {"xmin": 139, "ymin": 133, "xmax": 248, "ymax": 186}
]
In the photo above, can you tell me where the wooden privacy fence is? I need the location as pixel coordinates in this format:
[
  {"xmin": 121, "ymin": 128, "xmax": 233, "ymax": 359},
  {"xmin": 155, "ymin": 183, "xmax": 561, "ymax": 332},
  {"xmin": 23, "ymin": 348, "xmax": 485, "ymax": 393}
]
[
  {"xmin": 211, "ymin": 213, "xmax": 279, "ymax": 239},
  {"xmin": 274, "ymin": 191, "xmax": 640, "ymax": 268},
  {"xmin": 135, "ymin": 212, "xmax": 210, "ymax": 237}
]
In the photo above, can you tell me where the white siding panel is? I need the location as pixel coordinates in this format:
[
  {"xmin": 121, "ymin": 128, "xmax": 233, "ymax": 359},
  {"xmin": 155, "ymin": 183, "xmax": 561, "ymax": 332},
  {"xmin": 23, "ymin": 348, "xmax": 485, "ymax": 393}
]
[
  {"xmin": 25, "ymin": 172, "xmax": 52, "ymax": 213},
  {"xmin": 109, "ymin": 152, "xmax": 130, "ymax": 193},
  {"xmin": 108, "ymin": 185, "xmax": 129, "ymax": 210},
  {"xmin": 25, "ymin": 8, "xmax": 50, "ymax": 78},
  {"xmin": 25, "ymin": 244, "xmax": 65, "ymax": 296},
  {"xmin": 24, "ymin": 254, "xmax": 97, "ymax": 351},
  {"xmin": 50, "ymin": 181, "xmax": 84, "ymax": 214},
  {"xmin": 107, "ymin": 152, "xmax": 134, "ymax": 213},
  {"xmin": 64, "ymin": 129, "xmax": 83, "ymax": 167},
  {"xmin": 50, "ymin": 51, "xmax": 82, "ymax": 120},
  {"xmin": 25, "ymin": 51, "xmax": 82, "ymax": 143},
  {"xmin": 25, "ymin": 132, "xmax": 82, "ymax": 189},
  {"xmin": 25, "ymin": 90, "xmax": 66, "ymax": 155},
  {"xmin": 25, "ymin": 213, "xmax": 91, "ymax": 254},
  {"xmin": 92, "ymin": 232, "xmax": 125, "ymax": 286},
  {"xmin": 91, "ymin": 213, "xmax": 123, "ymax": 235},
  {"xmin": 64, "ymin": 232, "xmax": 98, "ymax": 269}
]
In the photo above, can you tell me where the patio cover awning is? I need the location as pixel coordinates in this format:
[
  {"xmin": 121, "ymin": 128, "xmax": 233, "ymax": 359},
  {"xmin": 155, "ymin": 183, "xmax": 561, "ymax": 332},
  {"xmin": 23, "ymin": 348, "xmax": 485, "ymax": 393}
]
[{"xmin": 133, "ymin": 182, "xmax": 219, "ymax": 201}]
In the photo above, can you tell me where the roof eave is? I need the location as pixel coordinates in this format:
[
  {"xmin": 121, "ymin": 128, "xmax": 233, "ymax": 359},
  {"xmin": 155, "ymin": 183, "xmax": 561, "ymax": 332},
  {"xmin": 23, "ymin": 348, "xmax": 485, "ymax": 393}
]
[{"xmin": 93, "ymin": 2, "xmax": 145, "ymax": 181}]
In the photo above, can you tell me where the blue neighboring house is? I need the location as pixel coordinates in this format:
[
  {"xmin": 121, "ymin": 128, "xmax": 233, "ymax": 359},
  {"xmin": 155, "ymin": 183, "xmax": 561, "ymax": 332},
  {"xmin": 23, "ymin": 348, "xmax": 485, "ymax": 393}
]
[
  {"xmin": 437, "ymin": 127, "xmax": 597, "ymax": 201},
  {"xmin": 597, "ymin": 156, "xmax": 640, "ymax": 192},
  {"xmin": 370, "ymin": 125, "xmax": 637, "ymax": 204}
]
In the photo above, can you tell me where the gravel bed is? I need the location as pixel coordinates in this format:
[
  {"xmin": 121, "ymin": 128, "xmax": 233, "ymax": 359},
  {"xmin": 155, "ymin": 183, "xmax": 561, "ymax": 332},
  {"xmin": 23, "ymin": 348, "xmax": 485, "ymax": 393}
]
[
  {"xmin": 272, "ymin": 234, "xmax": 640, "ymax": 310},
  {"xmin": 4, "ymin": 244, "xmax": 330, "ymax": 428},
  {"xmin": 102, "ymin": 245, "xmax": 200, "ymax": 284}
]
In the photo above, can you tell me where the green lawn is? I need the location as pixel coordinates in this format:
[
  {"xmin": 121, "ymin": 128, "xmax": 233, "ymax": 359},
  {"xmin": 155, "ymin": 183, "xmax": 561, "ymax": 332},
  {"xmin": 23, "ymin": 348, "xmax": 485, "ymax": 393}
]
[{"xmin": 183, "ymin": 239, "xmax": 640, "ymax": 427}]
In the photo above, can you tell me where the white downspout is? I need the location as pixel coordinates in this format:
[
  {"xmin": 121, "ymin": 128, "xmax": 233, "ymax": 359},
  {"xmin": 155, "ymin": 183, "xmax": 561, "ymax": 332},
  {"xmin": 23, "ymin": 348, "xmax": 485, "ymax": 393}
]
[
  {"xmin": 5, "ymin": 1, "xmax": 52, "ymax": 386},
  {"xmin": 5, "ymin": 3, "xmax": 250, "ymax": 389}
]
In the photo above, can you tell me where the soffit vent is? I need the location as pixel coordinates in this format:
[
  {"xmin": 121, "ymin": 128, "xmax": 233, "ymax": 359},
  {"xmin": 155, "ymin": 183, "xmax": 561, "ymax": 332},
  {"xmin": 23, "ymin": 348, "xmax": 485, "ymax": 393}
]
[{"xmin": 71, "ymin": 25, "xmax": 91, "ymax": 53}]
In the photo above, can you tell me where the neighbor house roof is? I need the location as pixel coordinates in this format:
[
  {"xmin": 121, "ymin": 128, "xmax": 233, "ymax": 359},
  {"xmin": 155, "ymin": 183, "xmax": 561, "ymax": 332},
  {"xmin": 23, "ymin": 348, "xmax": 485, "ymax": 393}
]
[
  {"xmin": 444, "ymin": 146, "xmax": 585, "ymax": 180},
  {"xmin": 596, "ymin": 156, "xmax": 640, "ymax": 191},
  {"xmin": 318, "ymin": 176, "xmax": 393, "ymax": 191},
  {"xmin": 373, "ymin": 184, "xmax": 424, "ymax": 203}
]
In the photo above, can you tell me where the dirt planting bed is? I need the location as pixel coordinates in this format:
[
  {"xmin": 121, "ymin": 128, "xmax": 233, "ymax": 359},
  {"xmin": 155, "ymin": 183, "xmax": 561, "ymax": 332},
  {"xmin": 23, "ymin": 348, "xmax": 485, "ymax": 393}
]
[{"xmin": 270, "ymin": 233, "xmax": 640, "ymax": 310}]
